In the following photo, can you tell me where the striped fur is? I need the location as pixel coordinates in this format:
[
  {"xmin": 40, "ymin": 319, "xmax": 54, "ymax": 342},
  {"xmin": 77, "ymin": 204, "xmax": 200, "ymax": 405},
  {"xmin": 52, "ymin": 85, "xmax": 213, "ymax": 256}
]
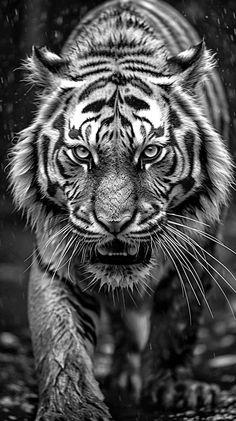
[
  {"xmin": 10, "ymin": 0, "xmax": 233, "ymax": 417},
  {"xmin": 11, "ymin": 0, "xmax": 232, "ymax": 288}
]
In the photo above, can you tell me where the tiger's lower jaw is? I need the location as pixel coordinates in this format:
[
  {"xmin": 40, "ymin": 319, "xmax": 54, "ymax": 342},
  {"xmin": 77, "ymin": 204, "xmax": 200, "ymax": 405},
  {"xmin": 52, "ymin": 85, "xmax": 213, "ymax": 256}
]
[
  {"xmin": 85, "ymin": 261, "xmax": 155, "ymax": 292},
  {"xmin": 75, "ymin": 240, "xmax": 155, "ymax": 292}
]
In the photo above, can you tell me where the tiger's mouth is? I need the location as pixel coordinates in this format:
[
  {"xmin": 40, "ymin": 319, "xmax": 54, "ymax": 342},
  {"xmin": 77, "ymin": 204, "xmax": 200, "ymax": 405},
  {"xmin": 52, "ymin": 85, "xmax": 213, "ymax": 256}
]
[{"xmin": 92, "ymin": 240, "xmax": 151, "ymax": 265}]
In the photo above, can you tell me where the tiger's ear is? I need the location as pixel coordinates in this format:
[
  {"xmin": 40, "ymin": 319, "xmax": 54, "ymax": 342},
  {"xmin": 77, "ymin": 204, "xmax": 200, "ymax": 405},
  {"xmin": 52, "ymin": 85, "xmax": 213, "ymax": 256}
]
[
  {"xmin": 167, "ymin": 41, "xmax": 215, "ymax": 89},
  {"xmin": 24, "ymin": 46, "xmax": 70, "ymax": 88}
]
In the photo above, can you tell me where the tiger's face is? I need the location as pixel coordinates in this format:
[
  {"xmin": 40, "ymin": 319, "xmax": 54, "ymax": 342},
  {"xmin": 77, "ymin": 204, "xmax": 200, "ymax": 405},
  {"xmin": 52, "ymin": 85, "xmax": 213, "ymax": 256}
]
[
  {"xmin": 10, "ymin": 43, "xmax": 232, "ymax": 291},
  {"xmin": 48, "ymin": 78, "xmax": 204, "ymax": 288}
]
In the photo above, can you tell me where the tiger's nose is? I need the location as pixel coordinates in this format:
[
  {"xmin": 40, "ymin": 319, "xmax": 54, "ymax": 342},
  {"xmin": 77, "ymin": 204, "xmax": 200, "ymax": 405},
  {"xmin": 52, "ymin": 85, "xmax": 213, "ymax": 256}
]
[{"xmin": 97, "ymin": 212, "xmax": 133, "ymax": 233}]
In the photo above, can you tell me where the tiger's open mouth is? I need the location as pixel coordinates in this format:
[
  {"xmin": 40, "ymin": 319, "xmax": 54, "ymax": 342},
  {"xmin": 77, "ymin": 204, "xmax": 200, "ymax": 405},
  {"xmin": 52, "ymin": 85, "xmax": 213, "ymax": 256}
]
[{"xmin": 92, "ymin": 240, "xmax": 151, "ymax": 265}]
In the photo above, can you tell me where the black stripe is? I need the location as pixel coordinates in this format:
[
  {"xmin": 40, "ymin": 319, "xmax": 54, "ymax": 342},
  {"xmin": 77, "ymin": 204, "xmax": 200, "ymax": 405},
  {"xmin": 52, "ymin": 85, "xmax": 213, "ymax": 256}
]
[
  {"xmin": 124, "ymin": 95, "xmax": 150, "ymax": 110},
  {"xmin": 80, "ymin": 67, "xmax": 111, "ymax": 78},
  {"xmin": 53, "ymin": 114, "xmax": 66, "ymax": 151},
  {"xmin": 122, "ymin": 65, "xmax": 167, "ymax": 78},
  {"xmin": 70, "ymin": 220, "xmax": 101, "ymax": 237},
  {"xmin": 35, "ymin": 250, "xmax": 98, "ymax": 345},
  {"xmin": 169, "ymin": 107, "xmax": 181, "ymax": 128},
  {"xmin": 66, "ymin": 281, "xmax": 101, "ymax": 316},
  {"xmin": 44, "ymin": 98, "xmax": 61, "ymax": 119},
  {"xmin": 80, "ymin": 60, "xmax": 109, "ymax": 69},
  {"xmin": 132, "ymin": 113, "xmax": 154, "ymax": 128},
  {"xmin": 129, "ymin": 77, "xmax": 153, "ymax": 96},
  {"xmin": 83, "ymin": 48, "xmax": 154, "ymax": 59},
  {"xmin": 56, "ymin": 151, "xmax": 72, "ymax": 179},
  {"xmin": 165, "ymin": 149, "xmax": 177, "ymax": 177},
  {"xmin": 69, "ymin": 301, "xmax": 97, "ymax": 345},
  {"xmin": 82, "ymin": 99, "xmax": 106, "ymax": 113},
  {"xmin": 183, "ymin": 131, "xmax": 195, "ymax": 173},
  {"xmin": 30, "ymin": 127, "xmax": 63, "ymax": 216},
  {"xmin": 78, "ymin": 78, "xmax": 108, "ymax": 101},
  {"xmin": 41, "ymin": 135, "xmax": 57, "ymax": 197},
  {"xmin": 121, "ymin": 58, "xmax": 157, "ymax": 69}
]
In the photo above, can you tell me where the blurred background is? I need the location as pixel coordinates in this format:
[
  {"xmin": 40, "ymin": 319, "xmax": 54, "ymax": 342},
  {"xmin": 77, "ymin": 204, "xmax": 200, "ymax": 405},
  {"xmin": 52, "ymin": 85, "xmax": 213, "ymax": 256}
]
[{"xmin": 1, "ymin": 0, "xmax": 236, "ymax": 420}]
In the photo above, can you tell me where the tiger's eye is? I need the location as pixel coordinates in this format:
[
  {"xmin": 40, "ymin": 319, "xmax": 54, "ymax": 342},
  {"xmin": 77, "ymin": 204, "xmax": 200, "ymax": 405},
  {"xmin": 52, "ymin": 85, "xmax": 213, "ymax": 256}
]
[
  {"xmin": 74, "ymin": 146, "xmax": 91, "ymax": 160},
  {"xmin": 143, "ymin": 145, "xmax": 161, "ymax": 159}
]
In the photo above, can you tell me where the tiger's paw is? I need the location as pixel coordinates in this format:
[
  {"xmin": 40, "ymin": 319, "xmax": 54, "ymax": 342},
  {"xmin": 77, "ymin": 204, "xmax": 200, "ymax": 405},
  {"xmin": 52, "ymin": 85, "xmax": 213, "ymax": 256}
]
[
  {"xmin": 143, "ymin": 378, "xmax": 220, "ymax": 410},
  {"xmin": 110, "ymin": 352, "xmax": 142, "ymax": 401},
  {"xmin": 111, "ymin": 368, "xmax": 142, "ymax": 402}
]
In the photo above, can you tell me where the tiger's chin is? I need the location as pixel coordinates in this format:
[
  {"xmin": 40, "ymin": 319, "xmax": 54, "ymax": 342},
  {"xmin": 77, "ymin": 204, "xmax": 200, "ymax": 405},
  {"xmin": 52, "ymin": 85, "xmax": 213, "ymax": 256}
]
[{"xmin": 87, "ymin": 261, "xmax": 154, "ymax": 291}]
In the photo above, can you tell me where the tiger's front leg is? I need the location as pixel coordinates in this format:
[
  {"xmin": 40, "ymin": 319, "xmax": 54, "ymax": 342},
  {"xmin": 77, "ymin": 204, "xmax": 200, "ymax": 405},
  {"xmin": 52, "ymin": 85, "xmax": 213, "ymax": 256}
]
[
  {"xmin": 29, "ymin": 259, "xmax": 112, "ymax": 421},
  {"xmin": 142, "ymin": 266, "xmax": 219, "ymax": 410}
]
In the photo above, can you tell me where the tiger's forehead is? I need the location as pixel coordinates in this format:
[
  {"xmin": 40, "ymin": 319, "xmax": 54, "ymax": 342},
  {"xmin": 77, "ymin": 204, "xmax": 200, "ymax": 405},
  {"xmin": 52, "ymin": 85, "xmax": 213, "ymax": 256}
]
[{"xmin": 66, "ymin": 80, "xmax": 167, "ymax": 149}]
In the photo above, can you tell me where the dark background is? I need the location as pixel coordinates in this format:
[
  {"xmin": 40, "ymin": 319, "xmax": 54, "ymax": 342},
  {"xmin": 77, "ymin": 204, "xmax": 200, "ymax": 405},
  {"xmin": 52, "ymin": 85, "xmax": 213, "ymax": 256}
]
[{"xmin": 1, "ymin": 1, "xmax": 236, "ymax": 420}]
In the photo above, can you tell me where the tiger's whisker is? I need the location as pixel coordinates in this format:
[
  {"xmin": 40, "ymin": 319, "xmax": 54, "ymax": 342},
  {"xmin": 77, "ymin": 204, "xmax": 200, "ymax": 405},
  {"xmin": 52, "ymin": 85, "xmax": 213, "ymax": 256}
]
[
  {"xmin": 169, "ymin": 219, "xmax": 236, "ymax": 257},
  {"xmin": 163, "ymin": 231, "xmax": 214, "ymax": 318},
  {"xmin": 167, "ymin": 212, "xmax": 211, "ymax": 228},
  {"xmin": 161, "ymin": 242, "xmax": 192, "ymax": 324},
  {"xmin": 167, "ymin": 225, "xmax": 236, "ymax": 319},
  {"xmin": 168, "ymin": 224, "xmax": 236, "ymax": 295},
  {"xmin": 163, "ymin": 234, "xmax": 201, "ymax": 307}
]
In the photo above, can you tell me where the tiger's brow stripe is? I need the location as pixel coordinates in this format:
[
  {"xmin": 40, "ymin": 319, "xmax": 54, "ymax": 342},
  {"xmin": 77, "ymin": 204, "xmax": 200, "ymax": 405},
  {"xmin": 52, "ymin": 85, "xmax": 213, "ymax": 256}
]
[
  {"xmin": 129, "ymin": 78, "xmax": 153, "ymax": 95},
  {"xmin": 150, "ymin": 126, "xmax": 165, "ymax": 137},
  {"xmin": 82, "ymin": 99, "xmax": 107, "ymax": 114},
  {"xmin": 124, "ymin": 95, "xmax": 150, "ymax": 110},
  {"xmin": 132, "ymin": 113, "xmax": 154, "ymax": 129}
]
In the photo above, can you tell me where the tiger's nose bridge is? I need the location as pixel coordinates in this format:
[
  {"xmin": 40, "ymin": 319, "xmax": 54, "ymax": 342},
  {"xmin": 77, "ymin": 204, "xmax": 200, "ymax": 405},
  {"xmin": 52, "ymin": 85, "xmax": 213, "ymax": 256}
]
[{"xmin": 95, "ymin": 173, "xmax": 135, "ymax": 232}]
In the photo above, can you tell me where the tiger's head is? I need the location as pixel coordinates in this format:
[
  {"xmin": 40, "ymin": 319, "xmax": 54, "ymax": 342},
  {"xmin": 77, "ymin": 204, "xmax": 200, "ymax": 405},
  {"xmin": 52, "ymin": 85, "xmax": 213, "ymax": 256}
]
[{"xmin": 10, "ymin": 34, "xmax": 233, "ymax": 292}]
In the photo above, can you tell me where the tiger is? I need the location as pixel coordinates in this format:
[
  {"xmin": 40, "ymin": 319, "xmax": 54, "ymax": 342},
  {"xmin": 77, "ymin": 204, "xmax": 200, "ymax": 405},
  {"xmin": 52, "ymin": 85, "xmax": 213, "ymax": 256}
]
[{"xmin": 10, "ymin": 0, "xmax": 233, "ymax": 420}]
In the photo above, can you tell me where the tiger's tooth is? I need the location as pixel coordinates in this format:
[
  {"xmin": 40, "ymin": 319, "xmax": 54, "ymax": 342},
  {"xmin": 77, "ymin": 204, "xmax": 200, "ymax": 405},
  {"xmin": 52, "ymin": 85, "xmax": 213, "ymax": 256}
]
[
  {"xmin": 97, "ymin": 246, "xmax": 109, "ymax": 255},
  {"xmin": 97, "ymin": 247, "xmax": 129, "ymax": 257},
  {"xmin": 128, "ymin": 245, "xmax": 138, "ymax": 256}
]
